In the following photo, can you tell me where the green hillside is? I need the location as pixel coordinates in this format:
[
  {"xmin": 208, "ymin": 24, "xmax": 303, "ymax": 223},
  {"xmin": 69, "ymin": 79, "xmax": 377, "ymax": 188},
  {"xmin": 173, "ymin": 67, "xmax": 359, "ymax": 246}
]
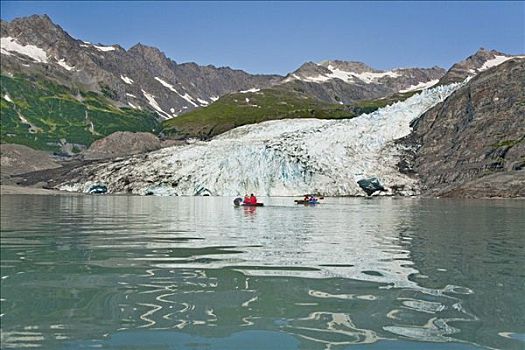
[
  {"xmin": 1, "ymin": 74, "xmax": 159, "ymax": 152},
  {"xmin": 0, "ymin": 74, "xmax": 420, "ymax": 151},
  {"xmin": 161, "ymin": 87, "xmax": 418, "ymax": 140}
]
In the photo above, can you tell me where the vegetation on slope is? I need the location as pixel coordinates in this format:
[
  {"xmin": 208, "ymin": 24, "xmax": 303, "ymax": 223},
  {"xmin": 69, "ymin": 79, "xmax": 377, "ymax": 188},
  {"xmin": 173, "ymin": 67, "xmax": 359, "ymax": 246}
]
[
  {"xmin": 162, "ymin": 87, "xmax": 418, "ymax": 140},
  {"xmin": 0, "ymin": 73, "xmax": 420, "ymax": 152},
  {"xmin": 1, "ymin": 74, "xmax": 159, "ymax": 152}
]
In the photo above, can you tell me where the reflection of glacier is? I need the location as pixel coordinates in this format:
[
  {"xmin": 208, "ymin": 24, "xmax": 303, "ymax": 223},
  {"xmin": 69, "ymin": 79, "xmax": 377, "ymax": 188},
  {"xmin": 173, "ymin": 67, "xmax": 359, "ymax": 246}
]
[
  {"xmin": 1, "ymin": 195, "xmax": 485, "ymax": 349},
  {"xmin": 133, "ymin": 197, "xmax": 420, "ymax": 287},
  {"xmin": 60, "ymin": 84, "xmax": 460, "ymax": 196}
]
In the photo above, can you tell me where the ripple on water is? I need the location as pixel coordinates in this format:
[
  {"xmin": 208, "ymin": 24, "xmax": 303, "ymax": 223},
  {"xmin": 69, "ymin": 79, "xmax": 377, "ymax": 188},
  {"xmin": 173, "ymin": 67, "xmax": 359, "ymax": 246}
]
[{"xmin": 1, "ymin": 195, "xmax": 524, "ymax": 350}]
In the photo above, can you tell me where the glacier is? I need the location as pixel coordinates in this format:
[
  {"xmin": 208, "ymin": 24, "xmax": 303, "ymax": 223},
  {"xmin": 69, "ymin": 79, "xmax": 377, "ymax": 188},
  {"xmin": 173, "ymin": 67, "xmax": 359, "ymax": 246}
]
[{"xmin": 59, "ymin": 83, "xmax": 461, "ymax": 196}]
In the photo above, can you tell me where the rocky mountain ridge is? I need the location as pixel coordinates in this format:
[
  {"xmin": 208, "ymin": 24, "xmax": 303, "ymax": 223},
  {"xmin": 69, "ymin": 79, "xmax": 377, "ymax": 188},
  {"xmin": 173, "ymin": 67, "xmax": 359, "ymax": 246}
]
[
  {"xmin": 2, "ymin": 14, "xmax": 450, "ymax": 121},
  {"xmin": 1, "ymin": 15, "xmax": 281, "ymax": 119},
  {"xmin": 401, "ymin": 58, "xmax": 525, "ymax": 198},
  {"xmin": 437, "ymin": 48, "xmax": 522, "ymax": 85},
  {"xmin": 280, "ymin": 60, "xmax": 446, "ymax": 104}
]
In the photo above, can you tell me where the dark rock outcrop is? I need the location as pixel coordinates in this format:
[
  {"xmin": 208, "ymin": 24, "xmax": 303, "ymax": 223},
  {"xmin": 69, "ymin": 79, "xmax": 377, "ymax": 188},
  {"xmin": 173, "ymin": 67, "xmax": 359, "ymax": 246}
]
[{"xmin": 406, "ymin": 58, "xmax": 525, "ymax": 198}]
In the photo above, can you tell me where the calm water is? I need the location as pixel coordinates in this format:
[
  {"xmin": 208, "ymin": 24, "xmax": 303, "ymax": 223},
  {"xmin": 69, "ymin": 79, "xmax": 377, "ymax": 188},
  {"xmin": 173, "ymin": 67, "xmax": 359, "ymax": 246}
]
[{"xmin": 1, "ymin": 195, "xmax": 524, "ymax": 350}]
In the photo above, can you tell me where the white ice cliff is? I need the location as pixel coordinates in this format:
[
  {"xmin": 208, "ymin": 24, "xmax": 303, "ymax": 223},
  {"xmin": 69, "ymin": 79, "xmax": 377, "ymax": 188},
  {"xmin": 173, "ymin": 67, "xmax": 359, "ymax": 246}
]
[{"xmin": 60, "ymin": 83, "xmax": 461, "ymax": 196}]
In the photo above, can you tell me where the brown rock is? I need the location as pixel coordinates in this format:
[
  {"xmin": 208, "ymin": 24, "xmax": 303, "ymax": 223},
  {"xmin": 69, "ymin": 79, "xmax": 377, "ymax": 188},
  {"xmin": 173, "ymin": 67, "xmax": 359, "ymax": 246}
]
[
  {"xmin": 409, "ymin": 58, "xmax": 525, "ymax": 198},
  {"xmin": 0, "ymin": 143, "xmax": 61, "ymax": 176},
  {"xmin": 83, "ymin": 131, "xmax": 161, "ymax": 160}
]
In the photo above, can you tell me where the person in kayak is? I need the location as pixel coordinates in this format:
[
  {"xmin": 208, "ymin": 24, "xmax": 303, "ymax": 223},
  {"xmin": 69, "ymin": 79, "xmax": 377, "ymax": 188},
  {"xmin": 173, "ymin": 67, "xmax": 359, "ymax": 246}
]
[
  {"xmin": 304, "ymin": 194, "xmax": 310, "ymax": 201},
  {"xmin": 243, "ymin": 194, "xmax": 250, "ymax": 204},
  {"xmin": 249, "ymin": 193, "xmax": 257, "ymax": 204}
]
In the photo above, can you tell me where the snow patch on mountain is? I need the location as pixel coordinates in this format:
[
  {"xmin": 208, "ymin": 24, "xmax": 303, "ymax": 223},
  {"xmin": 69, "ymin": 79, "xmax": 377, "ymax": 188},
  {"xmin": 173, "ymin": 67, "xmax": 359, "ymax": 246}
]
[
  {"xmin": 282, "ymin": 74, "xmax": 301, "ymax": 83},
  {"xmin": 59, "ymin": 83, "xmax": 461, "ymax": 196},
  {"xmin": 127, "ymin": 102, "xmax": 141, "ymax": 110},
  {"xmin": 399, "ymin": 79, "xmax": 439, "ymax": 93},
  {"xmin": 141, "ymin": 89, "xmax": 171, "ymax": 119},
  {"xmin": 17, "ymin": 111, "xmax": 32, "ymax": 126},
  {"xmin": 1, "ymin": 37, "xmax": 48, "ymax": 63},
  {"xmin": 55, "ymin": 58, "xmax": 75, "ymax": 71},
  {"xmin": 154, "ymin": 77, "xmax": 178, "ymax": 92},
  {"xmin": 179, "ymin": 92, "xmax": 198, "ymax": 107},
  {"xmin": 120, "ymin": 75, "xmax": 134, "ymax": 84},
  {"xmin": 154, "ymin": 77, "xmax": 199, "ymax": 107},
  {"xmin": 197, "ymin": 98, "xmax": 209, "ymax": 106},
  {"xmin": 478, "ymin": 55, "xmax": 524, "ymax": 72},
  {"xmin": 291, "ymin": 63, "xmax": 402, "ymax": 84},
  {"xmin": 93, "ymin": 44, "xmax": 116, "ymax": 52},
  {"xmin": 240, "ymin": 88, "xmax": 261, "ymax": 93},
  {"xmin": 354, "ymin": 70, "xmax": 401, "ymax": 83},
  {"xmin": 3, "ymin": 94, "xmax": 13, "ymax": 103}
]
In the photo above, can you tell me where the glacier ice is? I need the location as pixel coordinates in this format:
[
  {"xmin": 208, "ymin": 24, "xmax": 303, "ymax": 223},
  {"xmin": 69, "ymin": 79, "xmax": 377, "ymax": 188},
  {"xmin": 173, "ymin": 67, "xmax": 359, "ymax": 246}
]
[{"xmin": 59, "ymin": 83, "xmax": 461, "ymax": 196}]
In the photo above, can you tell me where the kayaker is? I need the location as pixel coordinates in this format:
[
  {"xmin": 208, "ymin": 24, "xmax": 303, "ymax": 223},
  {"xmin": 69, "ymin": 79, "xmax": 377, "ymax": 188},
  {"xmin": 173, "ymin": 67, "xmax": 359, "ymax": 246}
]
[
  {"xmin": 249, "ymin": 193, "xmax": 257, "ymax": 204},
  {"xmin": 304, "ymin": 194, "xmax": 310, "ymax": 201},
  {"xmin": 243, "ymin": 194, "xmax": 250, "ymax": 204}
]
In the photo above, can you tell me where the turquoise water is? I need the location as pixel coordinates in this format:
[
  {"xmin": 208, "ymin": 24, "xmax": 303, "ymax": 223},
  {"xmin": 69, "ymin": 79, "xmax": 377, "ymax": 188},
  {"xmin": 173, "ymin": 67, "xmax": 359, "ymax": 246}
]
[{"xmin": 1, "ymin": 195, "xmax": 524, "ymax": 349}]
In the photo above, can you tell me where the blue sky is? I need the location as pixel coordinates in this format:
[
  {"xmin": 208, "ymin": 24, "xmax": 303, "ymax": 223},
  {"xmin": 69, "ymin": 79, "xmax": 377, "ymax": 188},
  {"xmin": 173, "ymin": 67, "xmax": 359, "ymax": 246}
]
[{"xmin": 1, "ymin": 1, "xmax": 524, "ymax": 74}]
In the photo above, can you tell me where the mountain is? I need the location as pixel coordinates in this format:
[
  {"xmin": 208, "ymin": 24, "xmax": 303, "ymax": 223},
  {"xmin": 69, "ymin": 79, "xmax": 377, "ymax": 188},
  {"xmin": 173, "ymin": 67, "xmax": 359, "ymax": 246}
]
[
  {"xmin": 2, "ymin": 13, "xmax": 524, "ymax": 200},
  {"xmin": 162, "ymin": 49, "xmax": 523, "ymax": 140},
  {"xmin": 0, "ymin": 14, "xmax": 447, "ymax": 151},
  {"xmin": 0, "ymin": 74, "xmax": 159, "ymax": 152},
  {"xmin": 12, "ymin": 45, "xmax": 523, "ymax": 197},
  {"xmin": 0, "ymin": 14, "xmax": 445, "ymax": 123},
  {"xmin": 278, "ymin": 60, "xmax": 446, "ymax": 104},
  {"xmin": 437, "ymin": 48, "xmax": 523, "ymax": 85},
  {"xmin": 1, "ymin": 15, "xmax": 281, "ymax": 119},
  {"xmin": 401, "ymin": 57, "xmax": 525, "ymax": 198},
  {"xmin": 159, "ymin": 60, "xmax": 448, "ymax": 140}
]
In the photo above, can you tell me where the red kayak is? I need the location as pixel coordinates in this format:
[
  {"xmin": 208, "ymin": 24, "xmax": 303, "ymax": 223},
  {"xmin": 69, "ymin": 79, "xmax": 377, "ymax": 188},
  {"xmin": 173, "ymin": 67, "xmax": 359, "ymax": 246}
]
[
  {"xmin": 233, "ymin": 197, "xmax": 264, "ymax": 207},
  {"xmin": 241, "ymin": 203, "xmax": 264, "ymax": 207}
]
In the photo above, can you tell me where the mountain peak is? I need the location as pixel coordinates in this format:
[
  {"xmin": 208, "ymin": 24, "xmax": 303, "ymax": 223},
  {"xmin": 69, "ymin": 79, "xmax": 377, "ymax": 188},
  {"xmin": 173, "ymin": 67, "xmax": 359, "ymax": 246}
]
[
  {"xmin": 438, "ymin": 48, "xmax": 515, "ymax": 85},
  {"xmin": 128, "ymin": 43, "xmax": 175, "ymax": 65},
  {"xmin": 291, "ymin": 61, "xmax": 332, "ymax": 79},
  {"xmin": 470, "ymin": 47, "xmax": 506, "ymax": 59},
  {"xmin": 2, "ymin": 14, "xmax": 72, "ymax": 45},
  {"xmin": 9, "ymin": 14, "xmax": 57, "ymax": 31},
  {"xmin": 318, "ymin": 60, "xmax": 375, "ymax": 73},
  {"xmin": 128, "ymin": 43, "xmax": 162, "ymax": 55}
]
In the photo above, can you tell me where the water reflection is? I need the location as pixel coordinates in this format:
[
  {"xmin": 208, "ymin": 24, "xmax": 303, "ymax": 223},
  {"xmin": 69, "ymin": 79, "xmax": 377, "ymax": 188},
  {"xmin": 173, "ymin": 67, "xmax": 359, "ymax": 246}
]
[{"xmin": 1, "ymin": 195, "xmax": 524, "ymax": 349}]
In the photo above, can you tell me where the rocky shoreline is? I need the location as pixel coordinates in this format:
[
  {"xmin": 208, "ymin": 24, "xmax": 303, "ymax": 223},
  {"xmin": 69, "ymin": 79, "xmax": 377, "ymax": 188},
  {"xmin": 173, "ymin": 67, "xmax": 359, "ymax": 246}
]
[{"xmin": 0, "ymin": 184, "xmax": 81, "ymax": 196}]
